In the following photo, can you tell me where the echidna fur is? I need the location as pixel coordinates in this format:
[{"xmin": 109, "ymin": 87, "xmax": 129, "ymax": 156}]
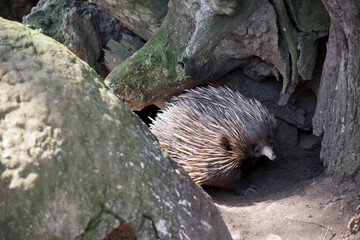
[{"xmin": 150, "ymin": 86, "xmax": 277, "ymax": 190}]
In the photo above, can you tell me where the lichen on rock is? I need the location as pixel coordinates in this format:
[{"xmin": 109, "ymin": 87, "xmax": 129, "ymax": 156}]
[
  {"xmin": 0, "ymin": 17, "xmax": 231, "ymax": 240},
  {"xmin": 105, "ymin": 0, "xmax": 329, "ymax": 109},
  {"xmin": 105, "ymin": 0, "xmax": 289, "ymax": 110}
]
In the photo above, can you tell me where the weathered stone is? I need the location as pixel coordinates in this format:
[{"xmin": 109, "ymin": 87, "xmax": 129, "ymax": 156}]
[
  {"xmin": 313, "ymin": 0, "xmax": 360, "ymax": 179},
  {"xmin": 355, "ymin": 172, "xmax": 360, "ymax": 186},
  {"xmin": 271, "ymin": 0, "xmax": 300, "ymax": 105},
  {"xmin": 104, "ymin": 0, "xmax": 328, "ymax": 110},
  {"xmin": 0, "ymin": 0, "xmax": 38, "ymax": 21},
  {"xmin": 213, "ymin": 69, "xmax": 313, "ymax": 131},
  {"xmin": 298, "ymin": 133, "xmax": 322, "ymax": 150},
  {"xmin": 242, "ymin": 58, "xmax": 280, "ymax": 82},
  {"xmin": 0, "ymin": 18, "xmax": 231, "ymax": 240},
  {"xmin": 287, "ymin": 0, "xmax": 330, "ymax": 83},
  {"xmin": 286, "ymin": 0, "xmax": 330, "ymax": 32},
  {"xmin": 23, "ymin": 0, "xmax": 141, "ymax": 75},
  {"xmin": 104, "ymin": 39, "xmax": 133, "ymax": 72},
  {"xmin": 105, "ymin": 0, "xmax": 191, "ymax": 110},
  {"xmin": 23, "ymin": 0, "xmax": 99, "ymax": 67},
  {"xmin": 104, "ymin": 38, "xmax": 144, "ymax": 72},
  {"xmin": 297, "ymin": 32, "xmax": 328, "ymax": 80},
  {"xmin": 105, "ymin": 0, "xmax": 289, "ymax": 110},
  {"xmin": 271, "ymin": 0, "xmax": 329, "ymax": 104},
  {"xmin": 275, "ymin": 119, "xmax": 299, "ymax": 149},
  {"xmin": 291, "ymin": 87, "xmax": 318, "ymax": 129},
  {"xmin": 89, "ymin": 0, "xmax": 169, "ymax": 41}
]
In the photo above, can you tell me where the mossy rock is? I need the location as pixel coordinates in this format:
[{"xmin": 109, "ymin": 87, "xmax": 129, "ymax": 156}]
[
  {"xmin": 89, "ymin": 0, "xmax": 169, "ymax": 41},
  {"xmin": 105, "ymin": 1, "xmax": 192, "ymax": 110},
  {"xmin": 0, "ymin": 17, "xmax": 231, "ymax": 240},
  {"xmin": 286, "ymin": 0, "xmax": 330, "ymax": 32}
]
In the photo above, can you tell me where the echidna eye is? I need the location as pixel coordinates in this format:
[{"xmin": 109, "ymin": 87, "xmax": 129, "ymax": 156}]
[
  {"xmin": 220, "ymin": 136, "xmax": 232, "ymax": 151},
  {"xmin": 253, "ymin": 147, "xmax": 260, "ymax": 154}
]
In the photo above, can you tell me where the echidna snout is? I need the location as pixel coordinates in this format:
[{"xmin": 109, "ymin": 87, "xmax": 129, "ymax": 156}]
[
  {"xmin": 262, "ymin": 146, "xmax": 276, "ymax": 161},
  {"xmin": 250, "ymin": 144, "xmax": 276, "ymax": 160}
]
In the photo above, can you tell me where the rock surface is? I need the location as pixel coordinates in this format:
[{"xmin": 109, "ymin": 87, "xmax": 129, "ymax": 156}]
[
  {"xmin": 0, "ymin": 0, "xmax": 38, "ymax": 21},
  {"xmin": 104, "ymin": 37, "xmax": 144, "ymax": 72},
  {"xmin": 275, "ymin": 119, "xmax": 299, "ymax": 149},
  {"xmin": 105, "ymin": 0, "xmax": 329, "ymax": 110},
  {"xmin": 213, "ymin": 70, "xmax": 316, "ymax": 131},
  {"xmin": 23, "ymin": 0, "xmax": 144, "ymax": 77},
  {"xmin": 298, "ymin": 132, "xmax": 322, "ymax": 150},
  {"xmin": 89, "ymin": 0, "xmax": 169, "ymax": 41},
  {"xmin": 0, "ymin": 18, "xmax": 231, "ymax": 240}
]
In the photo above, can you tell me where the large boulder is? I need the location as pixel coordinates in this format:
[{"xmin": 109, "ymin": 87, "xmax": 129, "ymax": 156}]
[
  {"xmin": 0, "ymin": 0, "xmax": 38, "ymax": 21},
  {"xmin": 105, "ymin": 0, "xmax": 329, "ymax": 110},
  {"xmin": 89, "ymin": 0, "xmax": 169, "ymax": 41},
  {"xmin": 0, "ymin": 18, "xmax": 231, "ymax": 240},
  {"xmin": 23, "ymin": 0, "xmax": 144, "ymax": 77}
]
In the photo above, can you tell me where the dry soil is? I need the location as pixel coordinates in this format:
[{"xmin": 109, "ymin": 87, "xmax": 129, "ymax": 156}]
[{"xmin": 205, "ymin": 147, "xmax": 360, "ymax": 240}]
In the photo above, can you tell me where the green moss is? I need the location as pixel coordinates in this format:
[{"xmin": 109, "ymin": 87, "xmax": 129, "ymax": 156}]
[
  {"xmin": 22, "ymin": 0, "xmax": 70, "ymax": 44},
  {"xmin": 105, "ymin": 7, "xmax": 188, "ymax": 103},
  {"xmin": 297, "ymin": 32, "xmax": 327, "ymax": 80},
  {"xmin": 286, "ymin": 0, "xmax": 330, "ymax": 32},
  {"xmin": 272, "ymin": 0, "xmax": 299, "ymax": 99},
  {"xmin": 137, "ymin": 0, "xmax": 169, "ymax": 23}
]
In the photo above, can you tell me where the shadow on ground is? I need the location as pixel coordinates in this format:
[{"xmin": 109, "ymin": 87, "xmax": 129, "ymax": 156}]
[{"xmin": 205, "ymin": 146, "xmax": 360, "ymax": 240}]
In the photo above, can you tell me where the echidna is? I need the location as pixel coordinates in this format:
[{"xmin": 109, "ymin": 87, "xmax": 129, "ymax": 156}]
[{"xmin": 150, "ymin": 86, "xmax": 277, "ymax": 193}]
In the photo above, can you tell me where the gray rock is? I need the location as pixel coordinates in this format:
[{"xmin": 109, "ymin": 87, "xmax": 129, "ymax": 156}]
[
  {"xmin": 275, "ymin": 119, "xmax": 299, "ymax": 149},
  {"xmin": 213, "ymin": 70, "xmax": 313, "ymax": 130},
  {"xmin": 297, "ymin": 32, "xmax": 328, "ymax": 80},
  {"xmin": 89, "ymin": 0, "xmax": 169, "ymax": 41},
  {"xmin": 23, "ymin": 0, "xmax": 143, "ymax": 75},
  {"xmin": 104, "ymin": 0, "xmax": 327, "ymax": 110},
  {"xmin": 105, "ymin": 0, "xmax": 289, "ymax": 110},
  {"xmin": 242, "ymin": 58, "xmax": 280, "ymax": 82},
  {"xmin": 291, "ymin": 87, "xmax": 318, "ymax": 130},
  {"xmin": 0, "ymin": 18, "xmax": 231, "ymax": 240},
  {"xmin": 104, "ymin": 37, "xmax": 144, "ymax": 72},
  {"xmin": 298, "ymin": 133, "xmax": 322, "ymax": 150},
  {"xmin": 23, "ymin": 0, "xmax": 102, "ymax": 68},
  {"xmin": 355, "ymin": 172, "xmax": 360, "ymax": 187},
  {"xmin": 104, "ymin": 39, "xmax": 133, "ymax": 71},
  {"xmin": 0, "ymin": 0, "xmax": 37, "ymax": 21}
]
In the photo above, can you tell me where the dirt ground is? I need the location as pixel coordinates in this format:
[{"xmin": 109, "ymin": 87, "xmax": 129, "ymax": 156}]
[{"xmin": 204, "ymin": 147, "xmax": 360, "ymax": 240}]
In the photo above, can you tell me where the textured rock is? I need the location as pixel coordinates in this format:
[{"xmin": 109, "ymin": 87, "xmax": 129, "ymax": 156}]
[
  {"xmin": 313, "ymin": 0, "xmax": 360, "ymax": 178},
  {"xmin": 23, "ymin": 0, "xmax": 143, "ymax": 75},
  {"xmin": 89, "ymin": 0, "xmax": 169, "ymax": 41},
  {"xmin": 286, "ymin": 0, "xmax": 330, "ymax": 32},
  {"xmin": 23, "ymin": 0, "xmax": 101, "ymax": 67},
  {"xmin": 271, "ymin": 0, "xmax": 329, "ymax": 104},
  {"xmin": 0, "ymin": 18, "xmax": 231, "ymax": 240},
  {"xmin": 242, "ymin": 58, "xmax": 280, "ymax": 82},
  {"xmin": 275, "ymin": 119, "xmax": 299, "ymax": 149},
  {"xmin": 0, "ymin": 0, "xmax": 38, "ymax": 21},
  {"xmin": 298, "ymin": 133, "xmax": 322, "ymax": 150},
  {"xmin": 213, "ymin": 69, "xmax": 313, "ymax": 131},
  {"xmin": 105, "ymin": 0, "xmax": 328, "ymax": 110},
  {"xmin": 104, "ymin": 37, "xmax": 144, "ymax": 72},
  {"xmin": 106, "ymin": 0, "xmax": 288, "ymax": 110},
  {"xmin": 297, "ymin": 32, "xmax": 328, "ymax": 80}
]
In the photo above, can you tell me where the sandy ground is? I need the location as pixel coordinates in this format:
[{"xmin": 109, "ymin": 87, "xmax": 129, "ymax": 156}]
[{"xmin": 205, "ymin": 147, "xmax": 360, "ymax": 240}]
